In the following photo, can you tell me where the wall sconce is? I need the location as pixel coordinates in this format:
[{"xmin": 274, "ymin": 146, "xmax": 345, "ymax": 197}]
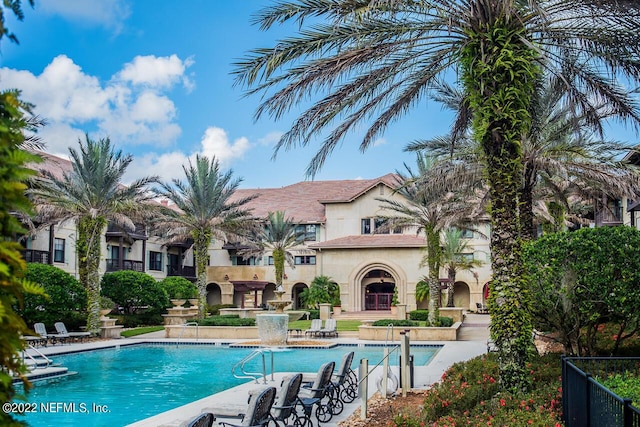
[
  {"xmin": 127, "ymin": 247, "xmax": 132, "ymax": 253},
  {"xmin": 107, "ymin": 244, "xmax": 111, "ymax": 251},
  {"xmin": 224, "ymin": 274, "xmax": 229, "ymax": 281},
  {"xmin": 283, "ymin": 273, "xmax": 288, "ymax": 279},
  {"xmin": 253, "ymin": 274, "xmax": 259, "ymax": 280}
]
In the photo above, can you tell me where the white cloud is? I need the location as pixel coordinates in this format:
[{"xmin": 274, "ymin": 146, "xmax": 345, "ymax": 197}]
[
  {"xmin": 39, "ymin": 0, "xmax": 131, "ymax": 33},
  {"xmin": 372, "ymin": 138, "xmax": 387, "ymax": 147},
  {"xmin": 257, "ymin": 131, "xmax": 283, "ymax": 146},
  {"xmin": 200, "ymin": 127, "xmax": 251, "ymax": 164},
  {"xmin": 0, "ymin": 54, "xmax": 192, "ymax": 148},
  {"xmin": 117, "ymin": 55, "xmax": 195, "ymax": 91}
]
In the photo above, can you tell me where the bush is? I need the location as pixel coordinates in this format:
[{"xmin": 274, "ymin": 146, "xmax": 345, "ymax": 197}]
[
  {"xmin": 160, "ymin": 276, "xmax": 198, "ymax": 299},
  {"xmin": 409, "ymin": 310, "xmax": 429, "ymax": 321},
  {"xmin": 111, "ymin": 313, "xmax": 164, "ymax": 328},
  {"xmin": 199, "ymin": 316, "xmax": 256, "ymax": 326},
  {"xmin": 207, "ymin": 303, "xmax": 236, "ymax": 316},
  {"xmin": 20, "ymin": 263, "xmax": 87, "ymax": 330},
  {"xmin": 372, "ymin": 319, "xmax": 418, "ymax": 327},
  {"xmin": 436, "ymin": 317, "xmax": 454, "ymax": 327},
  {"xmin": 101, "ymin": 271, "xmax": 169, "ymax": 315},
  {"xmin": 307, "ymin": 309, "xmax": 320, "ymax": 320}
]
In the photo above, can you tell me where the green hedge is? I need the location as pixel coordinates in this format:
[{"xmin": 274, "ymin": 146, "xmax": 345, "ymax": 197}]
[
  {"xmin": 206, "ymin": 303, "xmax": 236, "ymax": 316},
  {"xmin": 408, "ymin": 310, "xmax": 429, "ymax": 321},
  {"xmin": 111, "ymin": 313, "xmax": 164, "ymax": 328},
  {"xmin": 199, "ymin": 316, "xmax": 256, "ymax": 326},
  {"xmin": 372, "ymin": 319, "xmax": 418, "ymax": 327}
]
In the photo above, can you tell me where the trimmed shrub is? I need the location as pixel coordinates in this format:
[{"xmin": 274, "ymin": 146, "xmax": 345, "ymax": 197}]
[
  {"xmin": 21, "ymin": 263, "xmax": 87, "ymax": 330},
  {"xmin": 207, "ymin": 303, "xmax": 236, "ymax": 316},
  {"xmin": 409, "ymin": 310, "xmax": 429, "ymax": 321},
  {"xmin": 160, "ymin": 276, "xmax": 197, "ymax": 299},
  {"xmin": 101, "ymin": 271, "xmax": 169, "ymax": 315},
  {"xmin": 111, "ymin": 313, "xmax": 164, "ymax": 328},
  {"xmin": 437, "ymin": 317, "xmax": 454, "ymax": 327},
  {"xmin": 199, "ymin": 316, "xmax": 256, "ymax": 326},
  {"xmin": 372, "ymin": 319, "xmax": 418, "ymax": 327}
]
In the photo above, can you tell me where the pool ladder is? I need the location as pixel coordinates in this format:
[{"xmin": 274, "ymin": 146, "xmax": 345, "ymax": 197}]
[
  {"xmin": 176, "ymin": 322, "xmax": 199, "ymax": 347},
  {"xmin": 231, "ymin": 348, "xmax": 275, "ymax": 384}
]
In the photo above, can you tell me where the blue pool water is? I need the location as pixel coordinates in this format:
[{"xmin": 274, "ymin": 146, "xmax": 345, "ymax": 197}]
[{"xmin": 15, "ymin": 343, "xmax": 440, "ymax": 426}]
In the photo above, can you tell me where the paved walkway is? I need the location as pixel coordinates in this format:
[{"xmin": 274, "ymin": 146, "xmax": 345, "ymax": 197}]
[{"xmin": 25, "ymin": 313, "xmax": 492, "ymax": 427}]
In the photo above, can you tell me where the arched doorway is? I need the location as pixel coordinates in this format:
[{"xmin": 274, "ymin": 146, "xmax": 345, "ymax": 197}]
[
  {"xmin": 453, "ymin": 281, "xmax": 471, "ymax": 309},
  {"xmin": 291, "ymin": 283, "xmax": 308, "ymax": 309},
  {"xmin": 262, "ymin": 283, "xmax": 276, "ymax": 307},
  {"xmin": 363, "ymin": 269, "xmax": 396, "ymax": 310},
  {"xmin": 206, "ymin": 283, "xmax": 222, "ymax": 306}
]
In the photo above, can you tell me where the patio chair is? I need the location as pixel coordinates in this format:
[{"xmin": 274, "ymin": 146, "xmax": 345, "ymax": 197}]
[
  {"xmin": 55, "ymin": 322, "xmax": 91, "ymax": 342},
  {"xmin": 476, "ymin": 303, "xmax": 489, "ymax": 314},
  {"xmin": 318, "ymin": 319, "xmax": 338, "ymax": 338},
  {"xmin": 297, "ymin": 361, "xmax": 336, "ymax": 424},
  {"xmin": 219, "ymin": 386, "xmax": 276, "ymax": 427},
  {"xmin": 33, "ymin": 322, "xmax": 67, "ymax": 345},
  {"xmin": 269, "ymin": 373, "xmax": 304, "ymax": 426},
  {"xmin": 187, "ymin": 412, "xmax": 215, "ymax": 427},
  {"xmin": 304, "ymin": 319, "xmax": 323, "ymax": 338},
  {"xmin": 332, "ymin": 351, "xmax": 357, "ymax": 408}
]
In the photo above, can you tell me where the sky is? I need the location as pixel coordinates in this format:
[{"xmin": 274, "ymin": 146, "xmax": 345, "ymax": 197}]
[{"xmin": 1, "ymin": 0, "xmax": 638, "ymax": 189}]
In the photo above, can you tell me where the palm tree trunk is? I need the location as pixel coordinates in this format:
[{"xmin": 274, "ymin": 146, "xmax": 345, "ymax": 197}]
[
  {"xmin": 461, "ymin": 7, "xmax": 537, "ymax": 391},
  {"xmin": 424, "ymin": 226, "xmax": 441, "ymax": 325},
  {"xmin": 77, "ymin": 216, "xmax": 106, "ymax": 335},
  {"xmin": 446, "ymin": 268, "xmax": 455, "ymax": 307},
  {"xmin": 193, "ymin": 231, "xmax": 212, "ymax": 318},
  {"xmin": 273, "ymin": 248, "xmax": 284, "ymax": 286}
]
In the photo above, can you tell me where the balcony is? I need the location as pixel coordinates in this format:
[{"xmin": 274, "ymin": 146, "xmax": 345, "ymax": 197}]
[
  {"xmin": 106, "ymin": 259, "xmax": 144, "ymax": 273},
  {"xmin": 595, "ymin": 205, "xmax": 623, "ymax": 226},
  {"xmin": 167, "ymin": 264, "xmax": 196, "ymax": 279},
  {"xmin": 23, "ymin": 249, "xmax": 50, "ymax": 264},
  {"xmin": 106, "ymin": 223, "xmax": 148, "ymax": 241}
]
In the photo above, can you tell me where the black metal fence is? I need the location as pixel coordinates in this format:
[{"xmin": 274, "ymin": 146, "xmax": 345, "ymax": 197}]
[{"xmin": 562, "ymin": 356, "xmax": 640, "ymax": 427}]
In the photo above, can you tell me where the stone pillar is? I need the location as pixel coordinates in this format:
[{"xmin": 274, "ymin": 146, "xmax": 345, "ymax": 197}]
[
  {"xmin": 396, "ymin": 304, "xmax": 407, "ymax": 320},
  {"xmin": 319, "ymin": 303, "xmax": 331, "ymax": 321}
]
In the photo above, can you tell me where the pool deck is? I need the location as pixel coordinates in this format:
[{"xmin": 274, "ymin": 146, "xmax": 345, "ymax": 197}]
[{"xmin": 23, "ymin": 314, "xmax": 491, "ymax": 427}]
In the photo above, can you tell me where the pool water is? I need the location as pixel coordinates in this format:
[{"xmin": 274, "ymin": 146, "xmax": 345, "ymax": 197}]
[{"xmin": 15, "ymin": 344, "xmax": 440, "ymax": 426}]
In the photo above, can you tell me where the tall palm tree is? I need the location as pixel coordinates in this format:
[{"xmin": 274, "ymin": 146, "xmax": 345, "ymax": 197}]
[
  {"xmin": 234, "ymin": 0, "xmax": 640, "ymax": 390},
  {"xmin": 377, "ymin": 155, "xmax": 481, "ymax": 325},
  {"xmin": 154, "ymin": 155, "xmax": 256, "ymax": 316},
  {"xmin": 29, "ymin": 135, "xmax": 157, "ymax": 334},
  {"xmin": 440, "ymin": 228, "xmax": 483, "ymax": 307},
  {"xmin": 239, "ymin": 211, "xmax": 306, "ymax": 289}
]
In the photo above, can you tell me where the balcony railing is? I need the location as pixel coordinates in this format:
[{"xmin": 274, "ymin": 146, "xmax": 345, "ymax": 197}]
[
  {"xmin": 595, "ymin": 205, "xmax": 623, "ymax": 225},
  {"xmin": 167, "ymin": 264, "xmax": 196, "ymax": 278},
  {"xmin": 106, "ymin": 259, "xmax": 144, "ymax": 272},
  {"xmin": 23, "ymin": 249, "xmax": 50, "ymax": 264}
]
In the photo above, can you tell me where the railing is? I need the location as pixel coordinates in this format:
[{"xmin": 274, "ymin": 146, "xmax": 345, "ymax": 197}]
[
  {"xmin": 364, "ymin": 293, "xmax": 393, "ymax": 310},
  {"xmin": 105, "ymin": 259, "xmax": 144, "ymax": 272},
  {"xmin": 232, "ymin": 348, "xmax": 275, "ymax": 384},
  {"xmin": 595, "ymin": 205, "xmax": 623, "ymax": 225},
  {"xmin": 22, "ymin": 344, "xmax": 54, "ymax": 369},
  {"xmin": 176, "ymin": 322, "xmax": 198, "ymax": 347},
  {"xmin": 23, "ymin": 249, "xmax": 50, "ymax": 264},
  {"xmin": 562, "ymin": 356, "xmax": 640, "ymax": 427},
  {"xmin": 167, "ymin": 265, "xmax": 196, "ymax": 278}
]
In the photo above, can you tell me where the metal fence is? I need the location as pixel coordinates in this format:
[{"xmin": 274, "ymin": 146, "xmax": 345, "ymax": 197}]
[{"xmin": 562, "ymin": 356, "xmax": 640, "ymax": 427}]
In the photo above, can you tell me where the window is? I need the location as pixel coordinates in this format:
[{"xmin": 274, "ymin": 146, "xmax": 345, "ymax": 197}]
[
  {"xmin": 461, "ymin": 229, "xmax": 474, "ymax": 239},
  {"xmin": 149, "ymin": 251, "xmax": 163, "ymax": 271},
  {"xmin": 295, "ymin": 255, "xmax": 316, "ymax": 265},
  {"xmin": 295, "ymin": 224, "xmax": 317, "ymax": 241},
  {"xmin": 361, "ymin": 218, "xmax": 372, "ymax": 234},
  {"xmin": 53, "ymin": 238, "xmax": 65, "ymax": 263},
  {"xmin": 374, "ymin": 218, "xmax": 389, "ymax": 234},
  {"xmin": 232, "ymin": 256, "xmax": 257, "ymax": 266},
  {"xmin": 456, "ymin": 253, "xmax": 475, "ymax": 262}
]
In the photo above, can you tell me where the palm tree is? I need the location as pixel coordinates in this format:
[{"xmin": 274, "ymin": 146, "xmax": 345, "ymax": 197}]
[
  {"xmin": 234, "ymin": 0, "xmax": 640, "ymax": 390},
  {"xmin": 239, "ymin": 211, "xmax": 306, "ymax": 289},
  {"xmin": 377, "ymin": 155, "xmax": 481, "ymax": 325},
  {"xmin": 29, "ymin": 135, "xmax": 157, "ymax": 334},
  {"xmin": 154, "ymin": 155, "xmax": 256, "ymax": 316},
  {"xmin": 440, "ymin": 228, "xmax": 483, "ymax": 307}
]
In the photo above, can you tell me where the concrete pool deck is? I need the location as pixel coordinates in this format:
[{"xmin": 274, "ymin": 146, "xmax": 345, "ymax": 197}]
[{"xmin": 23, "ymin": 314, "xmax": 491, "ymax": 426}]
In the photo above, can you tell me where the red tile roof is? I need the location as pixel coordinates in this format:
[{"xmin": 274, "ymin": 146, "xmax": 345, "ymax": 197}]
[
  {"xmin": 233, "ymin": 173, "xmax": 400, "ymax": 223},
  {"xmin": 309, "ymin": 234, "xmax": 426, "ymax": 249}
]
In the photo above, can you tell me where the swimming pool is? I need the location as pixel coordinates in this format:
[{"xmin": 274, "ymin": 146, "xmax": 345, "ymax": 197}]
[{"xmin": 15, "ymin": 343, "xmax": 440, "ymax": 426}]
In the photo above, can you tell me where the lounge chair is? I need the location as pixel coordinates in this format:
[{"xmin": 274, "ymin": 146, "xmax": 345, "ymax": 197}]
[
  {"xmin": 304, "ymin": 319, "xmax": 323, "ymax": 338},
  {"xmin": 297, "ymin": 361, "xmax": 336, "ymax": 424},
  {"xmin": 332, "ymin": 351, "xmax": 357, "ymax": 408},
  {"xmin": 33, "ymin": 322, "xmax": 67, "ymax": 345},
  {"xmin": 218, "ymin": 386, "xmax": 276, "ymax": 427},
  {"xmin": 269, "ymin": 373, "xmax": 303, "ymax": 426},
  {"xmin": 476, "ymin": 302, "xmax": 489, "ymax": 314},
  {"xmin": 319, "ymin": 319, "xmax": 338, "ymax": 338},
  {"xmin": 187, "ymin": 412, "xmax": 215, "ymax": 427},
  {"xmin": 55, "ymin": 322, "xmax": 91, "ymax": 342}
]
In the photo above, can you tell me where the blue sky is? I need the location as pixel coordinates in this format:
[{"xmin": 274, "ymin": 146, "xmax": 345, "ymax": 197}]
[{"xmin": 1, "ymin": 1, "xmax": 637, "ymax": 188}]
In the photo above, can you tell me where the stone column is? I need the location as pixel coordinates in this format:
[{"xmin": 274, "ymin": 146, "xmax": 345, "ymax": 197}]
[
  {"xmin": 319, "ymin": 303, "xmax": 331, "ymax": 321},
  {"xmin": 396, "ymin": 304, "xmax": 407, "ymax": 320}
]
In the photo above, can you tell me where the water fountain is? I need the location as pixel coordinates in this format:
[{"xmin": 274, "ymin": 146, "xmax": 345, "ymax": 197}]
[{"xmin": 256, "ymin": 286, "xmax": 292, "ymax": 346}]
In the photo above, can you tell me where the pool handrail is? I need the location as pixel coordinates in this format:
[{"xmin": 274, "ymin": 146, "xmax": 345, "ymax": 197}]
[
  {"xmin": 177, "ymin": 321, "xmax": 199, "ymax": 347},
  {"xmin": 232, "ymin": 348, "xmax": 275, "ymax": 384}
]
